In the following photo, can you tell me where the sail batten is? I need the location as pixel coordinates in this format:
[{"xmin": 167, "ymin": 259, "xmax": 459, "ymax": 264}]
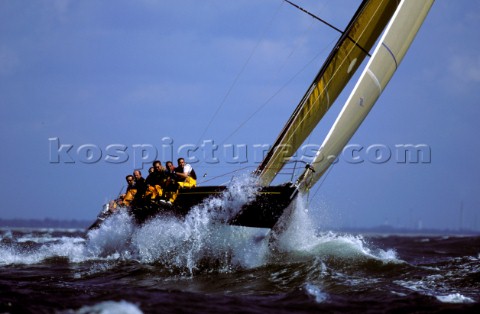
[
  {"xmin": 296, "ymin": 0, "xmax": 435, "ymax": 192},
  {"xmin": 256, "ymin": 0, "xmax": 400, "ymax": 186}
]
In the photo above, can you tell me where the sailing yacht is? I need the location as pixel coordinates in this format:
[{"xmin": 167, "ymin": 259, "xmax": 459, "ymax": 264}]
[{"xmin": 89, "ymin": 0, "xmax": 434, "ymax": 230}]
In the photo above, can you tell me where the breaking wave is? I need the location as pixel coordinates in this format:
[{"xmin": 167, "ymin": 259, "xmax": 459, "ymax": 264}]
[
  {"xmin": 68, "ymin": 300, "xmax": 143, "ymax": 314},
  {"xmin": 1, "ymin": 175, "xmax": 399, "ymax": 277},
  {"xmin": 273, "ymin": 196, "xmax": 399, "ymax": 263},
  {"xmin": 2, "ymin": 177, "xmax": 479, "ymax": 311}
]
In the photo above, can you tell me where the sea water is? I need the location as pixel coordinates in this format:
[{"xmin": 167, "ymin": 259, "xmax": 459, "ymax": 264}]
[{"xmin": 1, "ymin": 177, "xmax": 479, "ymax": 313}]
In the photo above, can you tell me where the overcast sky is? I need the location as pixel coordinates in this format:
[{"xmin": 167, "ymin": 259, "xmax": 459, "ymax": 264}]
[{"xmin": 1, "ymin": 0, "xmax": 479, "ymax": 231}]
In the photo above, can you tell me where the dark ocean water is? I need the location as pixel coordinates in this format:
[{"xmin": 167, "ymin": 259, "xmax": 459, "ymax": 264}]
[{"xmin": 1, "ymin": 195, "xmax": 479, "ymax": 313}]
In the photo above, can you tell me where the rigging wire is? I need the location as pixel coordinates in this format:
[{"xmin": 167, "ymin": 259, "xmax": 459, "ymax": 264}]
[
  {"xmin": 284, "ymin": 0, "xmax": 371, "ymax": 57},
  {"xmin": 218, "ymin": 3, "xmax": 335, "ymax": 146},
  {"xmin": 260, "ymin": 1, "xmax": 384, "ymax": 188},
  {"xmin": 195, "ymin": 1, "xmax": 285, "ymax": 147},
  {"xmin": 273, "ymin": 7, "xmax": 318, "ymax": 78},
  {"xmin": 219, "ymin": 42, "xmax": 333, "ymax": 146},
  {"xmin": 219, "ymin": 0, "xmax": 362, "ymax": 145},
  {"xmin": 309, "ymin": 162, "xmax": 335, "ymax": 201},
  {"xmin": 283, "ymin": 0, "xmax": 344, "ymax": 35},
  {"xmin": 198, "ymin": 165, "xmax": 255, "ymax": 185},
  {"xmin": 283, "ymin": 0, "xmax": 371, "ymax": 57},
  {"xmin": 199, "ymin": 0, "xmax": 368, "ymax": 184}
]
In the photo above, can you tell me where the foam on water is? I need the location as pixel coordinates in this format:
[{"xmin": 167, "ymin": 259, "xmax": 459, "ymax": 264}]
[
  {"xmin": 0, "ymin": 230, "xmax": 87, "ymax": 265},
  {"xmin": 0, "ymin": 176, "xmax": 267, "ymax": 270},
  {"xmin": 273, "ymin": 196, "xmax": 400, "ymax": 263},
  {"xmin": 395, "ymin": 272, "xmax": 478, "ymax": 304},
  {"xmin": 70, "ymin": 300, "xmax": 143, "ymax": 314},
  {"xmin": 85, "ymin": 210, "xmax": 136, "ymax": 258},
  {"xmin": 83, "ymin": 174, "xmax": 270, "ymax": 273},
  {"xmin": 304, "ymin": 283, "xmax": 328, "ymax": 303},
  {"xmin": 436, "ymin": 293, "xmax": 475, "ymax": 304},
  {"xmin": 1, "ymin": 176, "xmax": 400, "ymax": 271}
]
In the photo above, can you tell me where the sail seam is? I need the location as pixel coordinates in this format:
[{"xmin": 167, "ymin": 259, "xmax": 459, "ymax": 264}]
[{"xmin": 382, "ymin": 42, "xmax": 398, "ymax": 69}]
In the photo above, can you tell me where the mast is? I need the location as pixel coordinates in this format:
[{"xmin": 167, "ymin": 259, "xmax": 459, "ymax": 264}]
[
  {"xmin": 296, "ymin": 0, "xmax": 435, "ymax": 192},
  {"xmin": 255, "ymin": 0, "xmax": 400, "ymax": 186}
]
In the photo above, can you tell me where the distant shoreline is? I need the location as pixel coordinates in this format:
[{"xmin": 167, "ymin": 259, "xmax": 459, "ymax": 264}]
[
  {"xmin": 327, "ymin": 226, "xmax": 480, "ymax": 236},
  {"xmin": 0, "ymin": 218, "xmax": 90, "ymax": 229},
  {"xmin": 1, "ymin": 218, "xmax": 479, "ymax": 236}
]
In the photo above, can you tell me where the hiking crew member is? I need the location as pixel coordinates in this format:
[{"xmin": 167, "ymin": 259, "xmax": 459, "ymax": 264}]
[
  {"xmin": 109, "ymin": 158, "xmax": 198, "ymax": 208},
  {"xmin": 175, "ymin": 158, "xmax": 197, "ymax": 189},
  {"xmin": 163, "ymin": 161, "xmax": 178, "ymax": 203},
  {"xmin": 131, "ymin": 170, "xmax": 147, "ymax": 207},
  {"xmin": 121, "ymin": 174, "xmax": 137, "ymax": 206},
  {"xmin": 145, "ymin": 160, "xmax": 166, "ymax": 200},
  {"xmin": 125, "ymin": 175, "xmax": 135, "ymax": 192},
  {"xmin": 159, "ymin": 157, "xmax": 197, "ymax": 204}
]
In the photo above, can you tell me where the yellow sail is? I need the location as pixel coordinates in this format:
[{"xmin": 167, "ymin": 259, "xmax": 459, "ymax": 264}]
[
  {"xmin": 256, "ymin": 0, "xmax": 399, "ymax": 186},
  {"xmin": 296, "ymin": 0, "xmax": 435, "ymax": 192}
]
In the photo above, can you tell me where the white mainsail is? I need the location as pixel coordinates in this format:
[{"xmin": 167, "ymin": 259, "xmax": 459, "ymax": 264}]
[
  {"xmin": 296, "ymin": 0, "xmax": 435, "ymax": 192},
  {"xmin": 255, "ymin": 0, "xmax": 400, "ymax": 186}
]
